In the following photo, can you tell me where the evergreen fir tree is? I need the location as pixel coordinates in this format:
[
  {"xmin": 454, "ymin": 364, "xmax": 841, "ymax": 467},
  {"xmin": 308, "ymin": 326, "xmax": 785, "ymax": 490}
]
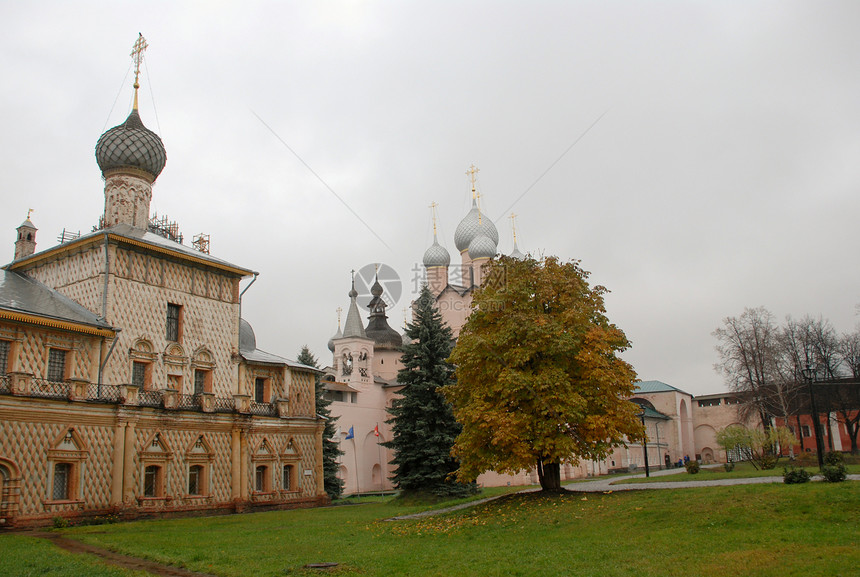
[
  {"xmin": 384, "ymin": 285, "xmax": 475, "ymax": 497},
  {"xmin": 297, "ymin": 345, "xmax": 344, "ymax": 499}
]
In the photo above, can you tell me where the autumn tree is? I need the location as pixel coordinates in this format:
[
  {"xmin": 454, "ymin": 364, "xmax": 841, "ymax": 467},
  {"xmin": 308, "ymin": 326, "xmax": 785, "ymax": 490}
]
[
  {"xmin": 383, "ymin": 285, "xmax": 473, "ymax": 497},
  {"xmin": 297, "ymin": 345, "xmax": 343, "ymax": 499},
  {"xmin": 444, "ymin": 255, "xmax": 643, "ymax": 492}
]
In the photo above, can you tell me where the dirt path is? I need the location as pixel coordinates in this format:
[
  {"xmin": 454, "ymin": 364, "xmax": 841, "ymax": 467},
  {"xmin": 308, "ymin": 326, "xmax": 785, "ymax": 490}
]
[{"xmin": 31, "ymin": 531, "xmax": 218, "ymax": 577}]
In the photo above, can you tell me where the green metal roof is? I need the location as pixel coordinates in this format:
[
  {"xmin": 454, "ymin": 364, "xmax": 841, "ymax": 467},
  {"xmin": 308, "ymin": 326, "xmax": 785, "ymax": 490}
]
[{"xmin": 634, "ymin": 380, "xmax": 691, "ymax": 396}]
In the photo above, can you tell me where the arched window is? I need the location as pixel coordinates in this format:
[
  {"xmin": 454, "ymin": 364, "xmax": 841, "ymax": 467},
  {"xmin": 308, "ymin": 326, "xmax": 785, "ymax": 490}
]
[
  {"xmin": 52, "ymin": 463, "xmax": 71, "ymax": 500},
  {"xmin": 255, "ymin": 465, "xmax": 270, "ymax": 492},
  {"xmin": 188, "ymin": 465, "xmax": 204, "ymax": 495},
  {"xmin": 143, "ymin": 465, "xmax": 162, "ymax": 497}
]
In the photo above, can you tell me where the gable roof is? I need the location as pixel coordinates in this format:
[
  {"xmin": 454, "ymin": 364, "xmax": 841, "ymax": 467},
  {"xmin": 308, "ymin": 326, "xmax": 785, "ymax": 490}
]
[
  {"xmin": 8, "ymin": 223, "xmax": 256, "ymax": 277},
  {"xmin": 634, "ymin": 380, "xmax": 691, "ymax": 396},
  {"xmin": 0, "ymin": 269, "xmax": 115, "ymax": 337}
]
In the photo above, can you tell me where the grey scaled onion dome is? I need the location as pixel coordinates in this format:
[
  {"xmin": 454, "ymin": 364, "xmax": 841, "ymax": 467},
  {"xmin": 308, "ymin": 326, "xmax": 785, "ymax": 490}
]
[
  {"xmin": 423, "ymin": 238, "xmax": 451, "ymax": 267},
  {"xmin": 454, "ymin": 200, "xmax": 499, "ymax": 252},
  {"xmin": 468, "ymin": 233, "xmax": 497, "ymax": 260},
  {"xmin": 95, "ymin": 109, "xmax": 167, "ymax": 180}
]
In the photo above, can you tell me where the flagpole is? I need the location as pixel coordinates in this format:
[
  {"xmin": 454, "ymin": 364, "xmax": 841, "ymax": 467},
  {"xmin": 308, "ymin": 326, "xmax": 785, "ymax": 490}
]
[
  {"xmin": 352, "ymin": 435, "xmax": 360, "ymax": 501},
  {"xmin": 375, "ymin": 423, "xmax": 383, "ymax": 493}
]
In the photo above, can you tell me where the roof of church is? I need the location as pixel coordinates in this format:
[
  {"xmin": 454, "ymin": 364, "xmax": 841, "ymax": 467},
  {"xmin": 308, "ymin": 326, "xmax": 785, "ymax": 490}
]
[
  {"xmin": 635, "ymin": 380, "xmax": 691, "ymax": 396},
  {"xmin": 454, "ymin": 199, "xmax": 499, "ymax": 252},
  {"xmin": 8, "ymin": 223, "xmax": 255, "ymax": 277},
  {"xmin": 342, "ymin": 283, "xmax": 367, "ymax": 339},
  {"xmin": 640, "ymin": 405, "xmax": 671, "ymax": 420},
  {"xmin": 95, "ymin": 108, "xmax": 167, "ymax": 180},
  {"xmin": 0, "ymin": 269, "xmax": 115, "ymax": 336},
  {"xmin": 423, "ymin": 237, "xmax": 451, "ymax": 267},
  {"xmin": 238, "ymin": 318, "xmax": 319, "ymax": 372}
]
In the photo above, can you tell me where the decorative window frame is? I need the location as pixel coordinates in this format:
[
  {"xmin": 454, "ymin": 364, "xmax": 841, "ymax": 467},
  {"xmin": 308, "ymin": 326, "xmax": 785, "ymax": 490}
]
[
  {"xmin": 251, "ymin": 438, "xmax": 277, "ymax": 496},
  {"xmin": 130, "ymin": 338, "xmax": 157, "ymax": 390},
  {"xmin": 184, "ymin": 435, "xmax": 214, "ymax": 500},
  {"xmin": 138, "ymin": 432, "xmax": 174, "ymax": 505},
  {"xmin": 279, "ymin": 437, "xmax": 302, "ymax": 494},
  {"xmin": 44, "ymin": 428, "xmax": 88, "ymax": 505}
]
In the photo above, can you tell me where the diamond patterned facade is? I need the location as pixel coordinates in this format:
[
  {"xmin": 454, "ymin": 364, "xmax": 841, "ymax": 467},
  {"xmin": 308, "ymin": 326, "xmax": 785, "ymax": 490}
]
[{"xmin": 0, "ymin": 91, "xmax": 325, "ymax": 529}]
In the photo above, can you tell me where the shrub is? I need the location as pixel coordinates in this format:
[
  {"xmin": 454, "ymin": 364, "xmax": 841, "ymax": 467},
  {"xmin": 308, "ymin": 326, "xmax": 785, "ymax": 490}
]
[
  {"xmin": 723, "ymin": 462, "xmax": 735, "ymax": 472},
  {"xmin": 783, "ymin": 466, "xmax": 812, "ymax": 484},
  {"xmin": 823, "ymin": 451, "xmax": 844, "ymax": 466},
  {"xmin": 758, "ymin": 454, "xmax": 777, "ymax": 470},
  {"xmin": 685, "ymin": 461, "xmax": 700, "ymax": 474},
  {"xmin": 795, "ymin": 451, "xmax": 817, "ymax": 467},
  {"xmin": 52, "ymin": 516, "xmax": 69, "ymax": 529},
  {"xmin": 821, "ymin": 464, "xmax": 847, "ymax": 483}
]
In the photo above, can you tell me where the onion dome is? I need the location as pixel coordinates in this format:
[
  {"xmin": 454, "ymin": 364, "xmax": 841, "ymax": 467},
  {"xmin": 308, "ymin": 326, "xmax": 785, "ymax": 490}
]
[
  {"xmin": 468, "ymin": 233, "xmax": 497, "ymax": 260},
  {"xmin": 365, "ymin": 278, "xmax": 403, "ymax": 351},
  {"xmin": 95, "ymin": 109, "xmax": 167, "ymax": 181},
  {"xmin": 327, "ymin": 326, "xmax": 342, "ymax": 352},
  {"xmin": 401, "ymin": 330, "xmax": 412, "ymax": 346},
  {"xmin": 454, "ymin": 199, "xmax": 499, "ymax": 252},
  {"xmin": 423, "ymin": 238, "xmax": 450, "ymax": 268},
  {"xmin": 510, "ymin": 243, "xmax": 525, "ymax": 260},
  {"xmin": 239, "ymin": 318, "xmax": 257, "ymax": 353}
]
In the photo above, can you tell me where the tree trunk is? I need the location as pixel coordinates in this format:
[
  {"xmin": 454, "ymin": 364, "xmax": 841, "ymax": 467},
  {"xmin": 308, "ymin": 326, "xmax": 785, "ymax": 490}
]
[{"xmin": 539, "ymin": 461, "xmax": 562, "ymax": 492}]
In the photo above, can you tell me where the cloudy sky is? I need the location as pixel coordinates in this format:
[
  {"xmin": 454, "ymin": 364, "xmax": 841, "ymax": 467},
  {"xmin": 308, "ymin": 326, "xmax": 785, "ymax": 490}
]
[{"xmin": 2, "ymin": 1, "xmax": 859, "ymax": 395}]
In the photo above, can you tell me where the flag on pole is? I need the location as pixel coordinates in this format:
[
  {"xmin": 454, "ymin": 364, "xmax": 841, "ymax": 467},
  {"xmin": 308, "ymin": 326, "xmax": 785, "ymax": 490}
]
[
  {"xmin": 345, "ymin": 426, "xmax": 354, "ymax": 440},
  {"xmin": 374, "ymin": 424, "xmax": 379, "ymax": 437}
]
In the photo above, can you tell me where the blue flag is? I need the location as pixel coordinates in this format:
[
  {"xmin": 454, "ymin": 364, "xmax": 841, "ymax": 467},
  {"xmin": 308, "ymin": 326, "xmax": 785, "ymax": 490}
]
[{"xmin": 345, "ymin": 426, "xmax": 354, "ymax": 440}]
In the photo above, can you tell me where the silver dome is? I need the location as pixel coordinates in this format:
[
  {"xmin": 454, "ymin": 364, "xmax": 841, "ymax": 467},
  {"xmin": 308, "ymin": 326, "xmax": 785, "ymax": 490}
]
[
  {"xmin": 327, "ymin": 327, "xmax": 342, "ymax": 352},
  {"xmin": 454, "ymin": 200, "xmax": 499, "ymax": 252},
  {"xmin": 239, "ymin": 318, "xmax": 257, "ymax": 353},
  {"xmin": 510, "ymin": 243, "xmax": 525, "ymax": 260},
  {"xmin": 468, "ymin": 233, "xmax": 497, "ymax": 259},
  {"xmin": 423, "ymin": 238, "xmax": 451, "ymax": 267}
]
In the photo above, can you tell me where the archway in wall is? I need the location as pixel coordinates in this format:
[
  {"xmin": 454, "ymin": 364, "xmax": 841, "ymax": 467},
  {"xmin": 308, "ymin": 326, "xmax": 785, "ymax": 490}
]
[
  {"xmin": 700, "ymin": 447, "xmax": 715, "ymax": 463},
  {"xmin": 0, "ymin": 458, "xmax": 21, "ymax": 527},
  {"xmin": 694, "ymin": 424, "xmax": 718, "ymax": 462},
  {"xmin": 371, "ymin": 464, "xmax": 382, "ymax": 490}
]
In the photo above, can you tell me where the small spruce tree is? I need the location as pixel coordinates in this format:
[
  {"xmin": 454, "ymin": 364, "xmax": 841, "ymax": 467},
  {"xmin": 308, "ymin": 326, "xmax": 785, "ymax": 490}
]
[
  {"xmin": 297, "ymin": 345, "xmax": 344, "ymax": 499},
  {"xmin": 384, "ymin": 285, "xmax": 475, "ymax": 497}
]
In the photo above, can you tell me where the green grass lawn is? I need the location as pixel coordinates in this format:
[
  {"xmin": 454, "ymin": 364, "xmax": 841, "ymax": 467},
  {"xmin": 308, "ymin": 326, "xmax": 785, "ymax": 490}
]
[
  {"xmin": 2, "ymin": 482, "xmax": 857, "ymax": 577},
  {"xmin": 615, "ymin": 462, "xmax": 860, "ymax": 484},
  {"xmin": 0, "ymin": 535, "xmax": 150, "ymax": 577}
]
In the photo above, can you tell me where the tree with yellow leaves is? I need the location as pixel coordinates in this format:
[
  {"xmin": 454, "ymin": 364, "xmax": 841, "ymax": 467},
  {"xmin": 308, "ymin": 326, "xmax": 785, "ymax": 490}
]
[{"xmin": 444, "ymin": 255, "xmax": 643, "ymax": 491}]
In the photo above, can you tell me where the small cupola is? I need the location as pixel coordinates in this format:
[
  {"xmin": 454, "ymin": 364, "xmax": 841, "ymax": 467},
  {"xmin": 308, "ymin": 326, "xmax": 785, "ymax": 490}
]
[{"xmin": 14, "ymin": 211, "xmax": 37, "ymax": 260}]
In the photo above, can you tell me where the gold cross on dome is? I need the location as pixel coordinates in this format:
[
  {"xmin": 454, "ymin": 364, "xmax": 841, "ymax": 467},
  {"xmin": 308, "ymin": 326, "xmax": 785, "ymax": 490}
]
[
  {"xmin": 130, "ymin": 33, "xmax": 148, "ymax": 79},
  {"xmin": 429, "ymin": 202, "xmax": 439, "ymax": 236},
  {"xmin": 130, "ymin": 33, "xmax": 148, "ymax": 109},
  {"xmin": 466, "ymin": 164, "xmax": 480, "ymax": 196}
]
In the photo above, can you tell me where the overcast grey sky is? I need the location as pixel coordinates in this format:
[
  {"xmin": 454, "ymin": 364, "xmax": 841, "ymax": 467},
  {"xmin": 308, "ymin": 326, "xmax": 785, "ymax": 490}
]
[{"xmin": 2, "ymin": 1, "xmax": 859, "ymax": 395}]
